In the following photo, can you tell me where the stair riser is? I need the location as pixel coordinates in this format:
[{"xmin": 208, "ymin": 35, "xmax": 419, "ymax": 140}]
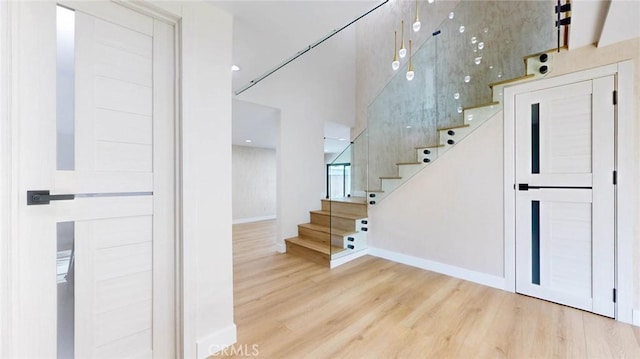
[
  {"xmin": 398, "ymin": 164, "xmax": 425, "ymax": 178},
  {"xmin": 381, "ymin": 178, "xmax": 403, "ymax": 193},
  {"xmin": 332, "ymin": 232, "xmax": 368, "ymax": 251},
  {"xmin": 310, "ymin": 212, "xmax": 330, "ymax": 227},
  {"xmin": 416, "ymin": 149, "xmax": 439, "ymax": 165},
  {"xmin": 321, "ymin": 200, "xmax": 367, "ymax": 217},
  {"xmin": 310, "ymin": 212, "xmax": 360, "ymax": 232},
  {"xmin": 298, "ymin": 226, "xmax": 330, "ymax": 244},
  {"xmin": 330, "ymin": 217, "xmax": 358, "ymax": 232},
  {"xmin": 463, "ymin": 104, "xmax": 501, "ymax": 127},
  {"xmin": 439, "ymin": 127, "xmax": 471, "ymax": 147},
  {"xmin": 286, "ymin": 241, "xmax": 329, "ymax": 266}
]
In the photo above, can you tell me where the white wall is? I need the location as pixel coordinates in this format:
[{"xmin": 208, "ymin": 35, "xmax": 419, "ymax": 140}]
[
  {"xmin": 0, "ymin": 1, "xmax": 7, "ymax": 355},
  {"xmin": 369, "ymin": 111, "xmax": 505, "ymax": 284},
  {"xmin": 152, "ymin": 2, "xmax": 236, "ymax": 357},
  {"xmin": 236, "ymin": 26, "xmax": 357, "ymax": 251},
  {"xmin": 180, "ymin": 4, "xmax": 235, "ymax": 358},
  {"xmin": 232, "ymin": 145, "xmax": 276, "ymax": 223}
]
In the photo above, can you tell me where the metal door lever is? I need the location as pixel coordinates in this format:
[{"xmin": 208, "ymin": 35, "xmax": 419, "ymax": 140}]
[{"xmin": 27, "ymin": 190, "xmax": 75, "ymax": 205}]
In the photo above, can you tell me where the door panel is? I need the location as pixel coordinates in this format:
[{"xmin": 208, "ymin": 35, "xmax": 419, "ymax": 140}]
[
  {"xmin": 13, "ymin": 2, "xmax": 174, "ymax": 357},
  {"xmin": 515, "ymin": 76, "xmax": 615, "ymax": 318}
]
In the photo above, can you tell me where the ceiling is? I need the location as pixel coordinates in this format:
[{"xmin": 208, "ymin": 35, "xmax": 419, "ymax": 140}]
[{"xmin": 569, "ymin": 0, "xmax": 640, "ymax": 49}]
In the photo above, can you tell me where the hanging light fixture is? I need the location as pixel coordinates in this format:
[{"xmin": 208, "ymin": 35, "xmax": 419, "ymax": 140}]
[
  {"xmin": 413, "ymin": 0, "xmax": 421, "ymax": 32},
  {"xmin": 399, "ymin": 20, "xmax": 407, "ymax": 58},
  {"xmin": 392, "ymin": 31, "xmax": 400, "ymax": 71},
  {"xmin": 406, "ymin": 39, "xmax": 414, "ymax": 81}
]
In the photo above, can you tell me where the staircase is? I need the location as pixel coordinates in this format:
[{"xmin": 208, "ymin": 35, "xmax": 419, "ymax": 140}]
[
  {"xmin": 285, "ymin": 197, "xmax": 368, "ymax": 267},
  {"xmin": 366, "ymin": 48, "xmax": 563, "ymax": 204}
]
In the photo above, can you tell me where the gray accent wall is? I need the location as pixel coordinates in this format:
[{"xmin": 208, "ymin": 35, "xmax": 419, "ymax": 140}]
[{"xmin": 232, "ymin": 145, "xmax": 276, "ymax": 222}]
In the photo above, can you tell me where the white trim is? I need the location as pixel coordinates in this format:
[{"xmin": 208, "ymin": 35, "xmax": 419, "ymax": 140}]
[
  {"xmin": 275, "ymin": 242, "xmax": 286, "ymax": 253},
  {"xmin": 0, "ymin": 0, "xmax": 9, "ymax": 356},
  {"xmin": 232, "ymin": 215, "xmax": 276, "ymax": 224},
  {"xmin": 503, "ymin": 61, "xmax": 635, "ymax": 324},
  {"xmin": 614, "ymin": 60, "xmax": 635, "ymax": 324},
  {"xmin": 368, "ymin": 247, "xmax": 507, "ymax": 290},
  {"xmin": 195, "ymin": 323, "xmax": 238, "ymax": 359},
  {"xmin": 330, "ymin": 248, "xmax": 369, "ymax": 268}
]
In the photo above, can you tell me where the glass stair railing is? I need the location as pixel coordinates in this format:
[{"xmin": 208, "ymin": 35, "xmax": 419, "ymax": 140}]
[
  {"xmin": 285, "ymin": 0, "xmax": 564, "ymax": 267},
  {"xmin": 365, "ymin": 0, "xmax": 559, "ymax": 204}
]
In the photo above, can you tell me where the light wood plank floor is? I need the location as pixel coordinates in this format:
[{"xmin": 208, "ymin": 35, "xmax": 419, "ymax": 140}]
[{"xmin": 222, "ymin": 220, "xmax": 640, "ymax": 358}]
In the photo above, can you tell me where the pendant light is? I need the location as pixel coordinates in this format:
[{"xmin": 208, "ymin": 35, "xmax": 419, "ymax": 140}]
[
  {"xmin": 399, "ymin": 20, "xmax": 407, "ymax": 58},
  {"xmin": 406, "ymin": 40, "xmax": 415, "ymax": 81},
  {"xmin": 413, "ymin": 0, "xmax": 421, "ymax": 32},
  {"xmin": 392, "ymin": 31, "xmax": 400, "ymax": 71}
]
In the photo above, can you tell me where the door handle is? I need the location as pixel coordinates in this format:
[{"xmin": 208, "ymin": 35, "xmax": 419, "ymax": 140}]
[
  {"xmin": 518, "ymin": 183, "xmax": 529, "ymax": 191},
  {"xmin": 27, "ymin": 190, "xmax": 75, "ymax": 205}
]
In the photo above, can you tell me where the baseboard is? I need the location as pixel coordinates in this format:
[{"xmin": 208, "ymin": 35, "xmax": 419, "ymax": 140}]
[
  {"xmin": 368, "ymin": 247, "xmax": 507, "ymax": 290},
  {"xmin": 275, "ymin": 242, "xmax": 286, "ymax": 253},
  {"xmin": 633, "ymin": 309, "xmax": 640, "ymax": 327},
  {"xmin": 330, "ymin": 248, "xmax": 370, "ymax": 268},
  {"xmin": 196, "ymin": 323, "xmax": 237, "ymax": 359},
  {"xmin": 232, "ymin": 215, "xmax": 276, "ymax": 224}
]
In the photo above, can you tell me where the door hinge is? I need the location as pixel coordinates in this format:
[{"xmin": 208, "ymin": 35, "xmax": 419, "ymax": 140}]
[
  {"xmin": 613, "ymin": 288, "xmax": 617, "ymax": 303},
  {"xmin": 613, "ymin": 90, "xmax": 618, "ymax": 105},
  {"xmin": 613, "ymin": 170, "xmax": 617, "ymax": 185}
]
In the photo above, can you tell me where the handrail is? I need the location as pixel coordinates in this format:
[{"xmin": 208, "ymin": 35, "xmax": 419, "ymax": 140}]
[{"xmin": 234, "ymin": 0, "xmax": 389, "ymax": 96}]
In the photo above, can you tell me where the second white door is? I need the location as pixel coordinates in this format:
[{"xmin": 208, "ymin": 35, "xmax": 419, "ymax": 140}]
[{"xmin": 514, "ymin": 76, "xmax": 616, "ymax": 317}]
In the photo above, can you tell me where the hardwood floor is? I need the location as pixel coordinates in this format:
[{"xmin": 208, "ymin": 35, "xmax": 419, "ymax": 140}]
[{"xmin": 222, "ymin": 220, "xmax": 640, "ymax": 358}]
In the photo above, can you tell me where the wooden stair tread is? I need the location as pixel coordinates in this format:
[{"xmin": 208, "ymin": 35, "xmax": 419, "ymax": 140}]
[
  {"xmin": 437, "ymin": 124, "xmax": 470, "ymax": 131},
  {"xmin": 397, "ymin": 162, "xmax": 422, "ymax": 165},
  {"xmin": 321, "ymin": 197, "xmax": 367, "ymax": 205},
  {"xmin": 285, "ymin": 236, "xmax": 346, "ymax": 255},
  {"xmin": 416, "ymin": 144, "xmax": 444, "ymax": 149},
  {"xmin": 380, "ymin": 176, "xmax": 402, "ymax": 180},
  {"xmin": 523, "ymin": 45, "xmax": 567, "ymax": 61},
  {"xmin": 464, "ymin": 101, "xmax": 500, "ymax": 111},
  {"xmin": 298, "ymin": 223, "xmax": 356, "ymax": 236},
  {"xmin": 310, "ymin": 210, "xmax": 365, "ymax": 220},
  {"xmin": 489, "ymin": 74, "xmax": 534, "ymax": 88}
]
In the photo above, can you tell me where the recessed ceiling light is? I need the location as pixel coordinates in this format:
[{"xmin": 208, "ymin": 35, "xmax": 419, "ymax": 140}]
[
  {"xmin": 338, "ymin": 138, "xmax": 347, "ymax": 141},
  {"xmin": 406, "ymin": 125, "xmax": 412, "ymax": 129},
  {"xmin": 245, "ymin": 139, "xmax": 252, "ymax": 143},
  {"xmin": 231, "ymin": 65, "xmax": 240, "ymax": 72}
]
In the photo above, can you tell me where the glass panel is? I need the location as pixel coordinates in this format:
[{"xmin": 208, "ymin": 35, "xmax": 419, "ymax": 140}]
[
  {"xmin": 328, "ymin": 163, "xmax": 351, "ymax": 199},
  {"xmin": 329, "ymin": 130, "xmax": 368, "ymax": 259},
  {"xmin": 531, "ymin": 201, "xmax": 540, "ymax": 285},
  {"xmin": 531, "ymin": 103, "xmax": 540, "ymax": 174},
  {"xmin": 57, "ymin": 221, "xmax": 75, "ymax": 358},
  {"xmin": 57, "ymin": 6, "xmax": 75, "ymax": 171}
]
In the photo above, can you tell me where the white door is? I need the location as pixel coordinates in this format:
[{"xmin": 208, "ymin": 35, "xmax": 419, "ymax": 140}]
[
  {"xmin": 514, "ymin": 77, "xmax": 616, "ymax": 317},
  {"xmin": 12, "ymin": 2, "xmax": 175, "ymax": 357}
]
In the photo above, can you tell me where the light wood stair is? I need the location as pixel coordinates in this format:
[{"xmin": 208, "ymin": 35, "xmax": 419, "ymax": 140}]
[{"xmin": 285, "ymin": 197, "xmax": 368, "ymax": 267}]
